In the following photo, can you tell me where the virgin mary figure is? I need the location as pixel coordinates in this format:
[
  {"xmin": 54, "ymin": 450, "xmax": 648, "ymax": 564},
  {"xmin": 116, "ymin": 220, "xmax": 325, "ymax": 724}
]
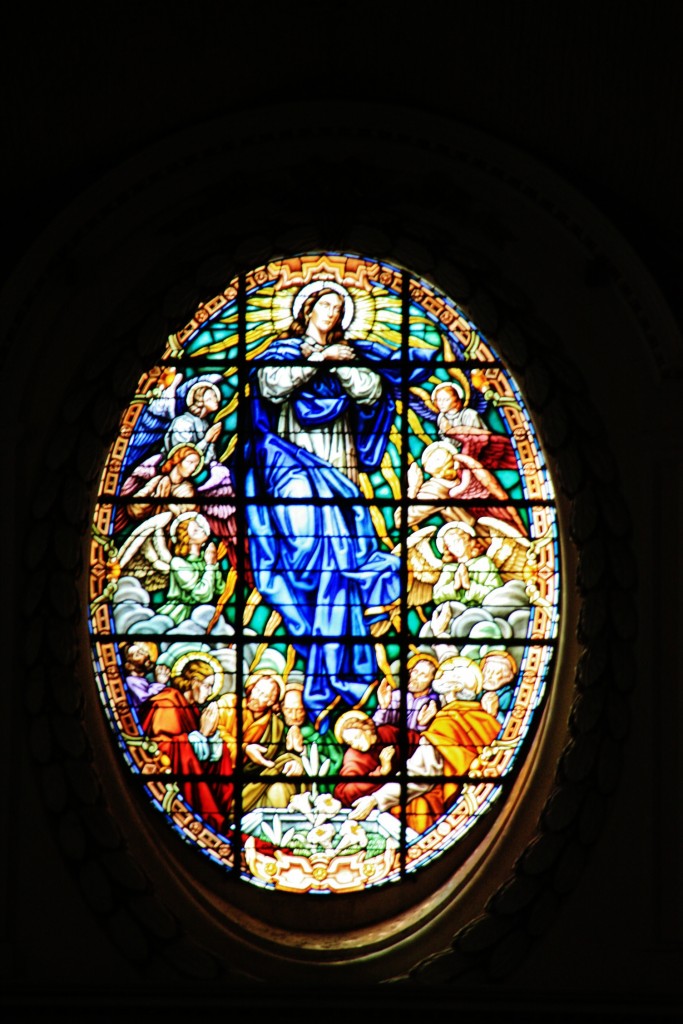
[{"xmin": 245, "ymin": 281, "xmax": 434, "ymax": 727}]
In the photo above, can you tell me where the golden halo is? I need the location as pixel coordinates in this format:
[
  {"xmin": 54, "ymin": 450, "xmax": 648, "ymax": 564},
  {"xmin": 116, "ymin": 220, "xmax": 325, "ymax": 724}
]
[
  {"xmin": 480, "ymin": 649, "xmax": 518, "ymax": 674},
  {"xmin": 186, "ymin": 380, "xmax": 221, "ymax": 409},
  {"xmin": 333, "ymin": 709, "xmax": 371, "ymax": 745},
  {"xmin": 169, "ymin": 510, "xmax": 211, "ymax": 540},
  {"xmin": 170, "ymin": 650, "xmax": 225, "ymax": 699},
  {"xmin": 124, "ymin": 640, "xmax": 159, "ymax": 662},
  {"xmin": 433, "ymin": 655, "xmax": 484, "ymax": 696},
  {"xmin": 433, "ymin": 368, "xmax": 471, "ymax": 409},
  {"xmin": 436, "ymin": 519, "xmax": 476, "ymax": 553},
  {"xmin": 245, "ymin": 668, "xmax": 285, "ymax": 702},
  {"xmin": 406, "ymin": 648, "xmax": 439, "ymax": 669},
  {"xmin": 164, "ymin": 442, "xmax": 204, "ymax": 475},
  {"xmin": 422, "ymin": 439, "xmax": 461, "ymax": 465}
]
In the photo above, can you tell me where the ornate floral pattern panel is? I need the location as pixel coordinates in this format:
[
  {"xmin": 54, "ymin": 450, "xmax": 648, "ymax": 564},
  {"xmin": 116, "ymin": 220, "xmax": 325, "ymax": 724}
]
[{"xmin": 89, "ymin": 252, "xmax": 560, "ymax": 893}]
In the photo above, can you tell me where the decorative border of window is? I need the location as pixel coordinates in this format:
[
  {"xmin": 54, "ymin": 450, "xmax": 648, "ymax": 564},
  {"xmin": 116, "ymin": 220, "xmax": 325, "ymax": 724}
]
[{"xmin": 14, "ymin": 111, "xmax": 638, "ymax": 987}]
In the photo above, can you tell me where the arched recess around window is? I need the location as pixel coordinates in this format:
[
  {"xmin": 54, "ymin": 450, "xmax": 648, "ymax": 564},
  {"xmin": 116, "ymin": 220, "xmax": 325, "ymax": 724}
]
[{"xmin": 13, "ymin": 106, "xmax": 640, "ymax": 987}]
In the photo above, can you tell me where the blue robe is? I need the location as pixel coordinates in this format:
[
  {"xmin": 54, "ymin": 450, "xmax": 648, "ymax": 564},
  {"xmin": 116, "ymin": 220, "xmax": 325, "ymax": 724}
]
[{"xmin": 245, "ymin": 335, "xmax": 434, "ymax": 726}]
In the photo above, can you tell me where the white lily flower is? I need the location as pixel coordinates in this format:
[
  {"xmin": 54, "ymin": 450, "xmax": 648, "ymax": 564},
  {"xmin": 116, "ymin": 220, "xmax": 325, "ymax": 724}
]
[
  {"xmin": 306, "ymin": 823, "xmax": 335, "ymax": 848},
  {"xmin": 261, "ymin": 816, "xmax": 282, "ymax": 846},
  {"xmin": 288, "ymin": 791, "xmax": 315, "ymax": 821},
  {"xmin": 302, "ymin": 742, "xmax": 322, "ymax": 779},
  {"xmin": 314, "ymin": 793, "xmax": 341, "ymax": 820},
  {"xmin": 308, "ymin": 741, "xmax": 320, "ymax": 775},
  {"xmin": 335, "ymin": 819, "xmax": 369, "ymax": 853}
]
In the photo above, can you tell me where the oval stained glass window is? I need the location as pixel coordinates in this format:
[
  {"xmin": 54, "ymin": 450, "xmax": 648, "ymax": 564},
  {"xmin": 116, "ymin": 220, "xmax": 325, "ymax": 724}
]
[{"xmin": 88, "ymin": 252, "xmax": 560, "ymax": 895}]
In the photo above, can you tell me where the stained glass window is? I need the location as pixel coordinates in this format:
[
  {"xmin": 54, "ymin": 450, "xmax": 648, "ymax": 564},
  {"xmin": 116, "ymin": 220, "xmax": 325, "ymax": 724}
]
[{"xmin": 88, "ymin": 252, "xmax": 560, "ymax": 894}]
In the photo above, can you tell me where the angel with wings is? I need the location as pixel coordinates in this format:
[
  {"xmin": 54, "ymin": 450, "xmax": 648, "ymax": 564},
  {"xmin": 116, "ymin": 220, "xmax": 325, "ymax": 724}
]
[
  {"xmin": 398, "ymin": 513, "xmax": 533, "ymax": 615},
  {"xmin": 113, "ymin": 443, "xmax": 202, "ymax": 533},
  {"xmin": 115, "ymin": 369, "xmax": 251, "ymax": 585},
  {"xmin": 397, "ymin": 439, "xmax": 526, "ymax": 536},
  {"xmin": 121, "ymin": 370, "xmax": 222, "ymax": 472},
  {"xmin": 408, "ymin": 370, "xmax": 517, "ymax": 469},
  {"xmin": 116, "ymin": 509, "xmax": 225, "ymax": 628}
]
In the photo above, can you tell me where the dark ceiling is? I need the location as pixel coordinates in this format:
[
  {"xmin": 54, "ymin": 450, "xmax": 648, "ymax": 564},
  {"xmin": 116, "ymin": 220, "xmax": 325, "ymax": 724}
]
[{"xmin": 3, "ymin": 4, "xmax": 683, "ymax": 322}]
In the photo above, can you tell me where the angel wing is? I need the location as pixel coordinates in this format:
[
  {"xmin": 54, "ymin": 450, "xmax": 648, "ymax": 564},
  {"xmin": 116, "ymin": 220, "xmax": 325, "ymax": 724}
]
[
  {"xmin": 119, "ymin": 459, "xmax": 160, "ymax": 493},
  {"xmin": 493, "ymin": 541, "xmax": 531, "ymax": 583},
  {"xmin": 122, "ymin": 371, "xmax": 223, "ymax": 473},
  {"xmin": 112, "ymin": 458, "xmax": 158, "ymax": 532},
  {"xmin": 441, "ymin": 427, "xmax": 517, "ymax": 469},
  {"xmin": 477, "ymin": 515, "xmax": 531, "ymax": 583},
  {"xmin": 392, "ymin": 525, "xmax": 443, "ymax": 607},
  {"xmin": 196, "ymin": 462, "xmax": 254, "ymax": 587},
  {"xmin": 196, "ymin": 464, "xmax": 235, "ymax": 536},
  {"xmin": 403, "ymin": 471, "xmax": 476, "ymax": 532},
  {"xmin": 115, "ymin": 511, "xmax": 174, "ymax": 592},
  {"xmin": 408, "ymin": 386, "xmax": 439, "ymax": 424},
  {"xmin": 122, "ymin": 382, "xmax": 182, "ymax": 472},
  {"xmin": 449, "ymin": 453, "xmax": 526, "ymax": 535},
  {"xmin": 413, "ymin": 370, "xmax": 517, "ymax": 471},
  {"xmin": 467, "ymin": 381, "xmax": 490, "ymax": 416}
]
